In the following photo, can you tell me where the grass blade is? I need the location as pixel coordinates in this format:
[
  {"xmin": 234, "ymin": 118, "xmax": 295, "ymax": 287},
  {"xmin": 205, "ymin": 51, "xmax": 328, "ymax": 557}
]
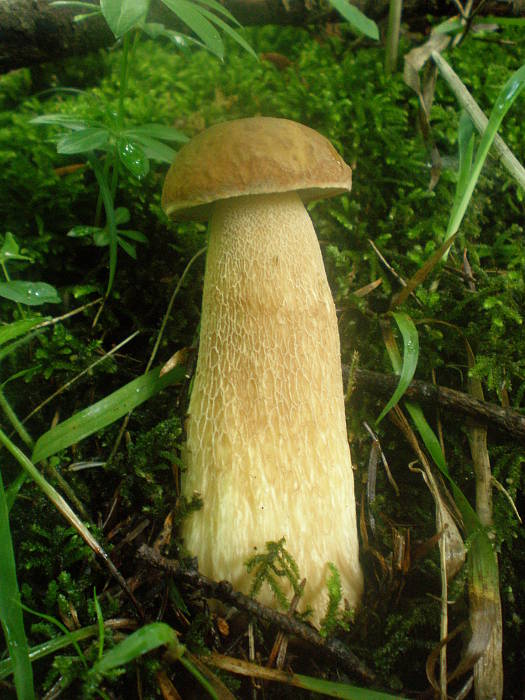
[
  {"xmin": 194, "ymin": 0, "xmax": 241, "ymax": 26},
  {"xmin": 443, "ymin": 61, "xmax": 525, "ymax": 240},
  {"xmin": 0, "ymin": 621, "xmax": 137, "ymax": 681},
  {"xmin": 93, "ymin": 621, "xmax": 222, "ymax": 696},
  {"xmin": 376, "ymin": 312, "xmax": 419, "ymax": 424},
  {"xmin": 0, "ymin": 469, "xmax": 35, "ymax": 700},
  {"xmin": 32, "ymin": 364, "xmax": 185, "ymax": 463},
  {"xmin": 0, "ymin": 318, "xmax": 45, "ymax": 346},
  {"xmin": 327, "ymin": 0, "xmax": 379, "ymax": 40},
  {"xmin": 454, "ymin": 111, "xmax": 476, "ymax": 210},
  {"xmin": 94, "ymin": 623, "xmax": 181, "ymax": 673},
  {"xmin": 207, "ymin": 652, "xmax": 403, "ymax": 698},
  {"xmin": 393, "ymin": 62, "xmax": 525, "ymax": 305}
]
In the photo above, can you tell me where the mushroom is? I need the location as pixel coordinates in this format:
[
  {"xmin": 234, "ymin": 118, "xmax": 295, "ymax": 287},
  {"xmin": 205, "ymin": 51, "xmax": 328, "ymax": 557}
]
[{"xmin": 162, "ymin": 117, "xmax": 362, "ymax": 625}]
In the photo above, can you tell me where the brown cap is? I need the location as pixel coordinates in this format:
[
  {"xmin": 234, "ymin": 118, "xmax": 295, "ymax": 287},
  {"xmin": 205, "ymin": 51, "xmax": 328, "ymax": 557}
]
[{"xmin": 161, "ymin": 117, "xmax": 352, "ymax": 221}]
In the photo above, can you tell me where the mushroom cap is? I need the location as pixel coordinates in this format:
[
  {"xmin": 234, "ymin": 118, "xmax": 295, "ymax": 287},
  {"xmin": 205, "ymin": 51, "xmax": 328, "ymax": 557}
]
[{"xmin": 161, "ymin": 117, "xmax": 352, "ymax": 221}]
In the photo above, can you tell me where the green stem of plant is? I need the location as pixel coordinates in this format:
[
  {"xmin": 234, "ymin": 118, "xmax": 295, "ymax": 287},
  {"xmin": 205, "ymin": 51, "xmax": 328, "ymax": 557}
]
[
  {"xmin": 109, "ymin": 32, "xmax": 133, "ymax": 202},
  {"xmin": 95, "ymin": 31, "xmax": 133, "ymax": 224},
  {"xmin": 0, "ymin": 388, "xmax": 34, "ymax": 450},
  {"xmin": 385, "ymin": 0, "xmax": 403, "ymax": 75},
  {"xmin": 95, "ymin": 156, "xmax": 112, "ymax": 228}
]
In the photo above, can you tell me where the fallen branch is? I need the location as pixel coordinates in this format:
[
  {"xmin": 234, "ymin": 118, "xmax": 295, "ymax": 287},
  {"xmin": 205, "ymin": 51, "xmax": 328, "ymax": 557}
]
[
  {"xmin": 136, "ymin": 543, "xmax": 377, "ymax": 685},
  {"xmin": 350, "ymin": 368, "xmax": 525, "ymax": 443},
  {"xmin": 2, "ymin": 0, "xmax": 524, "ymax": 72}
]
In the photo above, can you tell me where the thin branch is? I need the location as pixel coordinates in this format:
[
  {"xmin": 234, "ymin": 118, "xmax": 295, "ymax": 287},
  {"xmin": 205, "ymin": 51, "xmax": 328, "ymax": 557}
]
[
  {"xmin": 22, "ymin": 330, "xmax": 140, "ymax": 424},
  {"xmin": 106, "ymin": 246, "xmax": 206, "ymax": 462},
  {"xmin": 350, "ymin": 368, "xmax": 525, "ymax": 443},
  {"xmin": 137, "ymin": 544, "xmax": 377, "ymax": 685}
]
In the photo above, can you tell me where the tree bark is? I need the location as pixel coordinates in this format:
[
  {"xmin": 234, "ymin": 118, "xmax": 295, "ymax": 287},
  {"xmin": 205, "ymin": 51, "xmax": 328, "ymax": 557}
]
[{"xmin": 1, "ymin": 0, "xmax": 524, "ymax": 73}]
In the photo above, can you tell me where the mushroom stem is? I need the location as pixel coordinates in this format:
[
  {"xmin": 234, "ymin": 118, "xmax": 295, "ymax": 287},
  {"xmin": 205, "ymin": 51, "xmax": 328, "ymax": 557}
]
[{"xmin": 182, "ymin": 191, "xmax": 362, "ymax": 625}]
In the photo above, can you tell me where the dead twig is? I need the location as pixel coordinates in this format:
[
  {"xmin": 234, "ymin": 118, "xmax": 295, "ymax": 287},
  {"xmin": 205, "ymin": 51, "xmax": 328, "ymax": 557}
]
[
  {"xmin": 349, "ymin": 368, "xmax": 525, "ymax": 443},
  {"xmin": 136, "ymin": 544, "xmax": 376, "ymax": 684}
]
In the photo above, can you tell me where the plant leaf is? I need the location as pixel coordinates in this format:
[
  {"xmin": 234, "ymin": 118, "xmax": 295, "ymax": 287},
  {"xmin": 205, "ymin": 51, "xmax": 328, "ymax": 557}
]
[
  {"xmin": 67, "ymin": 225, "xmax": 103, "ymax": 238},
  {"xmin": 0, "ymin": 318, "xmax": 45, "ymax": 346},
  {"xmin": 94, "ymin": 623, "xmax": 183, "ymax": 674},
  {"xmin": 0, "ymin": 281, "xmax": 61, "ymax": 306},
  {"xmin": 442, "ymin": 61, "xmax": 525, "ymax": 241},
  {"xmin": 51, "ymin": 1, "xmax": 101, "ymax": 8},
  {"xmin": 123, "ymin": 134, "xmax": 176, "ymax": 163},
  {"xmin": 196, "ymin": 7, "xmax": 257, "ymax": 59},
  {"xmin": 0, "ymin": 470, "xmax": 35, "ymax": 700},
  {"xmin": 161, "ymin": 0, "xmax": 224, "ymax": 59},
  {"xmin": 117, "ymin": 236, "xmax": 137, "ymax": 259},
  {"xmin": 123, "ymin": 124, "xmax": 189, "ymax": 143},
  {"xmin": 57, "ymin": 127, "xmax": 110, "ymax": 154},
  {"xmin": 30, "ymin": 114, "xmax": 92, "ymax": 130},
  {"xmin": 327, "ymin": 0, "xmax": 379, "ymax": 40},
  {"xmin": 0, "ymin": 232, "xmax": 32, "ymax": 264},
  {"xmin": 455, "ymin": 111, "xmax": 476, "ymax": 204},
  {"xmin": 100, "ymin": 0, "xmax": 149, "ymax": 37},
  {"xmin": 117, "ymin": 137, "xmax": 150, "ymax": 178},
  {"xmin": 194, "ymin": 0, "xmax": 241, "ymax": 25},
  {"xmin": 118, "ymin": 229, "xmax": 148, "ymax": 243},
  {"xmin": 376, "ymin": 313, "xmax": 419, "ymax": 424},
  {"xmin": 32, "ymin": 365, "xmax": 185, "ymax": 463},
  {"xmin": 114, "ymin": 207, "xmax": 131, "ymax": 225}
]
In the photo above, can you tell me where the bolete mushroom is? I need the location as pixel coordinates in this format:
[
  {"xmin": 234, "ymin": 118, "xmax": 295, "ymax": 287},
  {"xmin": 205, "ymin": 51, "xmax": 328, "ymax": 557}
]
[{"xmin": 162, "ymin": 117, "xmax": 362, "ymax": 625}]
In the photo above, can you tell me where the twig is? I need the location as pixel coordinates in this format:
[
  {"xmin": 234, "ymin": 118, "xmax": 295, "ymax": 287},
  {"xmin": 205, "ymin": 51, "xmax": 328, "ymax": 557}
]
[
  {"xmin": 431, "ymin": 50, "xmax": 525, "ymax": 191},
  {"xmin": 349, "ymin": 368, "xmax": 525, "ymax": 443},
  {"xmin": 34, "ymin": 297, "xmax": 103, "ymax": 330},
  {"xmin": 106, "ymin": 246, "xmax": 206, "ymax": 463},
  {"xmin": 22, "ymin": 330, "xmax": 140, "ymax": 424},
  {"xmin": 136, "ymin": 544, "xmax": 377, "ymax": 684},
  {"xmin": 267, "ymin": 578, "xmax": 305, "ymax": 670},
  {"xmin": 491, "ymin": 476, "xmax": 521, "ymax": 523}
]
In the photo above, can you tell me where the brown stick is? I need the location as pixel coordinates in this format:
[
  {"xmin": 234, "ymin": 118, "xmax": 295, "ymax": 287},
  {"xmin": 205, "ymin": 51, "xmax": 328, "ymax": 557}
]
[
  {"xmin": 1, "ymin": 0, "xmax": 523, "ymax": 73},
  {"xmin": 350, "ymin": 368, "xmax": 525, "ymax": 443},
  {"xmin": 136, "ymin": 543, "xmax": 377, "ymax": 685}
]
